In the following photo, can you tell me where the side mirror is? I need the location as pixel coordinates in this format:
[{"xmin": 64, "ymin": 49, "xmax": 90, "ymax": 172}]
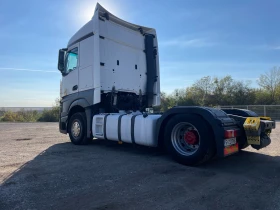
[{"xmin": 58, "ymin": 49, "xmax": 66, "ymax": 72}]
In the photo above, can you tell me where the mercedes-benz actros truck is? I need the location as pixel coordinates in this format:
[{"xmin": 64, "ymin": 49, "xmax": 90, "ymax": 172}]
[{"xmin": 57, "ymin": 3, "xmax": 275, "ymax": 165}]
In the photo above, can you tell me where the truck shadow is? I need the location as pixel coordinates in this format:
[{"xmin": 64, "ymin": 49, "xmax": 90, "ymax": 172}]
[{"xmin": 2, "ymin": 140, "xmax": 280, "ymax": 209}]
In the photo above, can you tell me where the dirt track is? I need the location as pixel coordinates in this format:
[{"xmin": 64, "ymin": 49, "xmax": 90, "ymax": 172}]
[{"xmin": 1, "ymin": 122, "xmax": 280, "ymax": 210}]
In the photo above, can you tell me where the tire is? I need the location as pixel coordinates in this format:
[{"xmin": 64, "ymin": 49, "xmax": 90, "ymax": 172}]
[
  {"xmin": 164, "ymin": 114, "xmax": 216, "ymax": 166},
  {"xmin": 68, "ymin": 112, "xmax": 90, "ymax": 145}
]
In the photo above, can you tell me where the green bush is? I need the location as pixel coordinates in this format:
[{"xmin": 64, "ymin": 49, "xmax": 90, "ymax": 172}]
[
  {"xmin": 1, "ymin": 110, "xmax": 40, "ymax": 122},
  {"xmin": 1, "ymin": 111, "xmax": 17, "ymax": 122},
  {"xmin": 38, "ymin": 106, "xmax": 59, "ymax": 122},
  {"xmin": 0, "ymin": 98, "xmax": 60, "ymax": 122}
]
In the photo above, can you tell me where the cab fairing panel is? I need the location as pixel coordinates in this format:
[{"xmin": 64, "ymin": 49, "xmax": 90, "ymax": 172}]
[{"xmin": 99, "ymin": 37, "xmax": 147, "ymax": 94}]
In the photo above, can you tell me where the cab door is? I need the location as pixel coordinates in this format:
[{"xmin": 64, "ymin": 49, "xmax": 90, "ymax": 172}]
[{"xmin": 61, "ymin": 43, "xmax": 79, "ymax": 97}]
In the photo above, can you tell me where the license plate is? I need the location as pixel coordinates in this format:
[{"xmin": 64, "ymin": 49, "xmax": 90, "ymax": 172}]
[{"xmin": 224, "ymin": 138, "xmax": 236, "ymax": 147}]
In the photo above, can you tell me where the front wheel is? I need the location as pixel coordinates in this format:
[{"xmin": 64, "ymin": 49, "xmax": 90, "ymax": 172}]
[
  {"xmin": 68, "ymin": 112, "xmax": 90, "ymax": 145},
  {"xmin": 164, "ymin": 114, "xmax": 216, "ymax": 166}
]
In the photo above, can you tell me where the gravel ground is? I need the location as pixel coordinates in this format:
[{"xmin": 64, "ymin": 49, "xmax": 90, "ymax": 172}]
[{"xmin": 1, "ymin": 122, "xmax": 280, "ymax": 210}]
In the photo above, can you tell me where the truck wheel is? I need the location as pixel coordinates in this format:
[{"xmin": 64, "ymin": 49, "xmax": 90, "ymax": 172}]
[
  {"xmin": 164, "ymin": 114, "xmax": 215, "ymax": 166},
  {"xmin": 68, "ymin": 112, "xmax": 90, "ymax": 145}
]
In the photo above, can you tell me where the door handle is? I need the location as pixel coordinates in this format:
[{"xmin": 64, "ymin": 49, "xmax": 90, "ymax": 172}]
[{"xmin": 72, "ymin": 85, "xmax": 78, "ymax": 91}]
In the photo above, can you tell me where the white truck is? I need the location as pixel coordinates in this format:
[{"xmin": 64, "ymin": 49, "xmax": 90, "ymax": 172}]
[{"xmin": 58, "ymin": 3, "xmax": 275, "ymax": 165}]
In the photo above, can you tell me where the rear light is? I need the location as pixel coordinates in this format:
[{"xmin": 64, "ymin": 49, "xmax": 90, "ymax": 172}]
[{"xmin": 224, "ymin": 129, "xmax": 238, "ymax": 138}]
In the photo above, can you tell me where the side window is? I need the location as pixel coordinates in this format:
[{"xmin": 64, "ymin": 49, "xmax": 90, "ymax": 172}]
[{"xmin": 65, "ymin": 47, "xmax": 78, "ymax": 74}]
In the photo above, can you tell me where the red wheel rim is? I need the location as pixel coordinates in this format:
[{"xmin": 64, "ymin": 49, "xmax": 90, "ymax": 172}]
[{"xmin": 184, "ymin": 130, "xmax": 198, "ymax": 145}]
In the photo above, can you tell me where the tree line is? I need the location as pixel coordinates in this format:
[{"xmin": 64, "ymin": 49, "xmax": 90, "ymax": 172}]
[
  {"xmin": 0, "ymin": 101, "xmax": 59, "ymax": 122},
  {"xmin": 155, "ymin": 66, "xmax": 280, "ymax": 112}
]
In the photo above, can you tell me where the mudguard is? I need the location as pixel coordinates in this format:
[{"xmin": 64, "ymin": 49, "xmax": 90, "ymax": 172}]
[
  {"xmin": 68, "ymin": 98, "xmax": 90, "ymax": 111},
  {"xmin": 221, "ymin": 108, "xmax": 258, "ymax": 117},
  {"xmin": 60, "ymin": 98, "xmax": 92, "ymax": 137}
]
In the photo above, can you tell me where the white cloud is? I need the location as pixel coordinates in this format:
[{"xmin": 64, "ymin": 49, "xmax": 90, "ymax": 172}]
[
  {"xmin": 255, "ymin": 45, "xmax": 280, "ymax": 50},
  {"xmin": 0, "ymin": 68, "xmax": 59, "ymax": 73},
  {"xmin": 160, "ymin": 37, "xmax": 216, "ymax": 48},
  {"xmin": 272, "ymin": 46, "xmax": 280, "ymax": 50}
]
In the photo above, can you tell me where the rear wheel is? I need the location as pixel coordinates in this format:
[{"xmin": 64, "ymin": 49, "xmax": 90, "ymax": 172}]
[
  {"xmin": 164, "ymin": 114, "xmax": 216, "ymax": 165},
  {"xmin": 68, "ymin": 112, "xmax": 90, "ymax": 145}
]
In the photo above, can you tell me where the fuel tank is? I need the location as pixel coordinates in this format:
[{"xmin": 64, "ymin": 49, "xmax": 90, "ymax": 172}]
[{"xmin": 92, "ymin": 113, "xmax": 161, "ymax": 147}]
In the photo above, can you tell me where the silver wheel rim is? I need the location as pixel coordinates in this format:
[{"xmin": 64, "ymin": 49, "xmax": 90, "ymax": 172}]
[
  {"xmin": 171, "ymin": 122, "xmax": 200, "ymax": 156},
  {"xmin": 71, "ymin": 121, "xmax": 81, "ymax": 138}
]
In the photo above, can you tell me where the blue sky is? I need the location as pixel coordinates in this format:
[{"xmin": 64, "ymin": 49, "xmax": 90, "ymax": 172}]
[{"xmin": 0, "ymin": 0, "xmax": 279, "ymax": 106}]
